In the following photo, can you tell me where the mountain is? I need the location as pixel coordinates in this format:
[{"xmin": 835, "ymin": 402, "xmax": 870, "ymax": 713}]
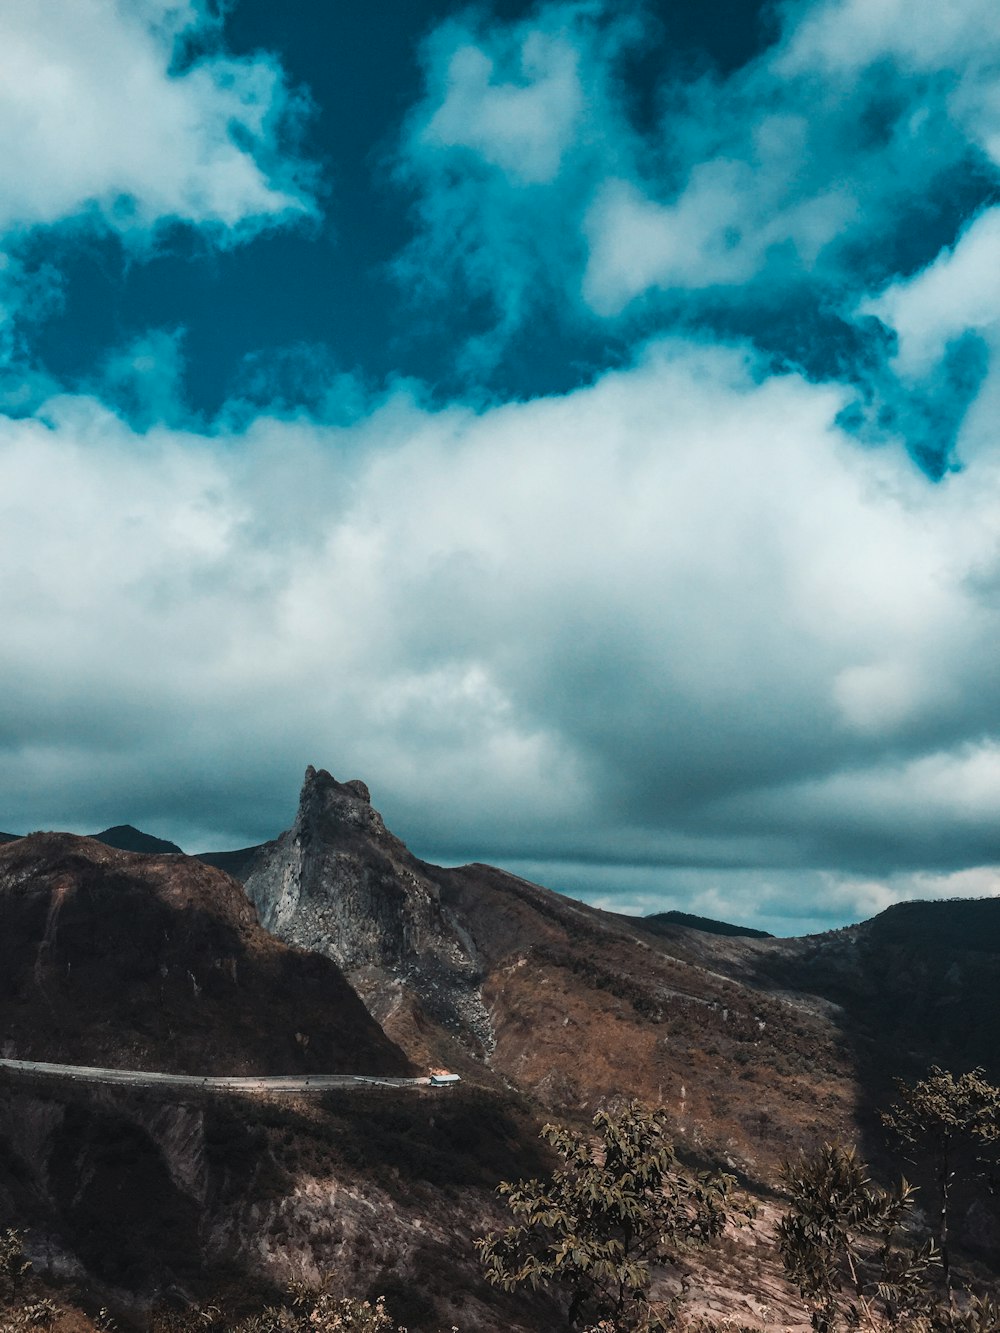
[
  {"xmin": 241, "ymin": 767, "xmax": 498, "ymax": 1074},
  {"xmin": 738, "ymin": 898, "xmax": 1000, "ymax": 1090},
  {"xmin": 240, "ymin": 768, "xmax": 1000, "ymax": 1176},
  {"xmin": 234, "ymin": 769, "xmax": 858, "ymax": 1169},
  {"xmin": 198, "ymin": 843, "xmax": 269, "ymax": 879},
  {"xmin": 0, "ymin": 828, "xmax": 552, "ymax": 1326},
  {"xmin": 636, "ymin": 909, "xmax": 773, "ymax": 939},
  {"xmin": 0, "ymin": 831, "xmax": 410, "ymax": 1076},
  {"xmin": 0, "ymin": 825, "xmax": 184, "ymax": 854},
  {"xmin": 3, "ymin": 772, "xmax": 1000, "ymax": 1324},
  {"xmin": 91, "ymin": 823, "xmax": 185, "ymax": 855}
]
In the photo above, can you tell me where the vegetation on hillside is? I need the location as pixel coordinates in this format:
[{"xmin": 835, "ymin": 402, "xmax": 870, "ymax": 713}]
[
  {"xmin": 1, "ymin": 1070, "xmax": 999, "ymax": 1332},
  {"xmin": 477, "ymin": 1101, "xmax": 753, "ymax": 1330}
]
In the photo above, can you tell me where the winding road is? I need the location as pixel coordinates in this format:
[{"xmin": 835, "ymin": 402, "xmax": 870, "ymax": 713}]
[{"xmin": 0, "ymin": 1057, "xmax": 446, "ymax": 1093}]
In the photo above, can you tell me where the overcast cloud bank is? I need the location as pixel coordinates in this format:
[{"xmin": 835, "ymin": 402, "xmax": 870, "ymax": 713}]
[{"xmin": 2, "ymin": 0, "xmax": 1000, "ymax": 934}]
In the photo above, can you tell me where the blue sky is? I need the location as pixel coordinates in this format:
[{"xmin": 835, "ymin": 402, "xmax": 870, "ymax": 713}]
[{"xmin": 3, "ymin": 0, "xmax": 1000, "ymax": 934}]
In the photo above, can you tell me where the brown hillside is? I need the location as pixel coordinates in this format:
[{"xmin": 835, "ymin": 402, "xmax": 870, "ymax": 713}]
[
  {"xmin": 240, "ymin": 769, "xmax": 1000, "ymax": 1183},
  {"xmin": 0, "ymin": 833, "xmax": 412, "ymax": 1077}
]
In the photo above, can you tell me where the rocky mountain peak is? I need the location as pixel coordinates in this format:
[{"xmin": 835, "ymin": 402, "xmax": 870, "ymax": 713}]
[
  {"xmin": 243, "ymin": 768, "xmax": 492, "ymax": 1060},
  {"xmin": 303, "ymin": 765, "xmax": 370, "ymax": 805},
  {"xmin": 297, "ymin": 767, "xmax": 382, "ymax": 841}
]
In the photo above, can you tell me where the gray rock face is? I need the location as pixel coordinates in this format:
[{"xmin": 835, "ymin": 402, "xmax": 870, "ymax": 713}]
[{"xmin": 244, "ymin": 767, "xmax": 493, "ymax": 1054}]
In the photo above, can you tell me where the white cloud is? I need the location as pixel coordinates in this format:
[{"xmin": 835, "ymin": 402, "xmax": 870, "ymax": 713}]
[
  {"xmin": 776, "ymin": 0, "xmax": 1000, "ymax": 170},
  {"xmin": 397, "ymin": 0, "xmax": 998, "ymax": 381},
  {"xmin": 778, "ymin": 0, "xmax": 999, "ymax": 75},
  {"xmin": 395, "ymin": 2, "xmax": 643, "ymax": 362},
  {"xmin": 0, "ymin": 0, "xmax": 314, "ymax": 239},
  {"xmin": 744, "ymin": 743, "xmax": 1000, "ymax": 839},
  {"xmin": 4, "ymin": 337, "xmax": 1000, "ymax": 934},
  {"xmin": 420, "ymin": 28, "xmax": 586, "ymax": 185},
  {"xmin": 865, "ymin": 208, "xmax": 1000, "ymax": 376},
  {"xmin": 582, "ymin": 165, "xmax": 857, "ymax": 316},
  {"xmin": 4, "ymin": 0, "xmax": 1000, "ymax": 936}
]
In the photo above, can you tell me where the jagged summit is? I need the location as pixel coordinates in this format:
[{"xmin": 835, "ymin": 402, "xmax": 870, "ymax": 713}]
[
  {"xmin": 243, "ymin": 767, "xmax": 493, "ymax": 1065},
  {"xmin": 293, "ymin": 766, "xmax": 386, "ymax": 851},
  {"xmin": 303, "ymin": 766, "xmax": 371, "ymax": 806},
  {"xmin": 246, "ymin": 765, "xmax": 432, "ymax": 965}
]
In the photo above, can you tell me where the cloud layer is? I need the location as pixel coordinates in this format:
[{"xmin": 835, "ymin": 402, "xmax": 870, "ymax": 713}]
[
  {"xmin": 3, "ymin": 0, "xmax": 1000, "ymax": 934},
  {"xmin": 4, "ymin": 338, "xmax": 1000, "ymax": 934}
]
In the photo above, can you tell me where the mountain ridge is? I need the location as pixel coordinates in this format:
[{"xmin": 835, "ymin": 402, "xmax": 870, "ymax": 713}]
[{"xmin": 236, "ymin": 767, "xmax": 1000, "ymax": 1168}]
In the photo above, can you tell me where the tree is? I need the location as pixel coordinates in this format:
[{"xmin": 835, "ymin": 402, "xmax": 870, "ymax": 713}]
[
  {"xmin": 0, "ymin": 1232, "xmax": 30, "ymax": 1307},
  {"xmin": 778, "ymin": 1143, "xmax": 936, "ymax": 1333},
  {"xmin": 881, "ymin": 1068, "xmax": 1000, "ymax": 1301},
  {"xmin": 918, "ymin": 1294, "xmax": 1000, "ymax": 1332},
  {"xmin": 477, "ymin": 1100, "xmax": 752, "ymax": 1332}
]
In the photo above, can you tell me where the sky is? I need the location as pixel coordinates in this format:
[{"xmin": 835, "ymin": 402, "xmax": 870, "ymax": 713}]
[{"xmin": 2, "ymin": 0, "xmax": 1000, "ymax": 935}]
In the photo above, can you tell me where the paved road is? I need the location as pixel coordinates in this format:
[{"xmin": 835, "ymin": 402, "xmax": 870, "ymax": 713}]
[{"xmin": 0, "ymin": 1057, "xmax": 436, "ymax": 1093}]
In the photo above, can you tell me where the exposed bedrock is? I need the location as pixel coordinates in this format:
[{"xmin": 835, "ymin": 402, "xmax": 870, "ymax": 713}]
[{"xmin": 243, "ymin": 768, "xmax": 494, "ymax": 1060}]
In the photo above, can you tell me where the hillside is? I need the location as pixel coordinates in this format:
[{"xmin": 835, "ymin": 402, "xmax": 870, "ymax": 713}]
[
  {"xmin": 0, "ymin": 826, "xmax": 185, "ymax": 853},
  {"xmin": 3, "ymin": 774, "xmax": 1000, "ymax": 1326},
  {"xmin": 234, "ymin": 769, "xmax": 1000, "ymax": 1180},
  {"xmin": 0, "ymin": 832, "xmax": 411, "ymax": 1077}
]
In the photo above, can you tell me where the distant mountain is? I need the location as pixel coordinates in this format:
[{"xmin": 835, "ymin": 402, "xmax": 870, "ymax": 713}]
[
  {"xmin": 91, "ymin": 823, "xmax": 184, "ymax": 855},
  {"xmin": 0, "ymin": 826, "xmax": 184, "ymax": 854},
  {"xmin": 635, "ymin": 909, "xmax": 773, "ymax": 939},
  {"xmin": 197, "ymin": 842, "xmax": 270, "ymax": 880}
]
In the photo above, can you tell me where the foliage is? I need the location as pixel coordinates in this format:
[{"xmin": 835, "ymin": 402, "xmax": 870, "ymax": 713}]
[
  {"xmin": 477, "ymin": 1100, "xmax": 753, "ymax": 1331},
  {"xmin": 915, "ymin": 1295, "xmax": 1000, "ymax": 1332},
  {"xmin": 246, "ymin": 1295, "xmax": 396, "ymax": 1333},
  {"xmin": 148, "ymin": 1278, "xmax": 464, "ymax": 1333},
  {"xmin": 882, "ymin": 1068, "xmax": 1000, "ymax": 1297},
  {"xmin": 0, "ymin": 1232, "xmax": 58, "ymax": 1333},
  {"xmin": 0, "ymin": 1232, "xmax": 31, "ymax": 1307},
  {"xmin": 778, "ymin": 1143, "xmax": 937, "ymax": 1332},
  {"xmin": 150, "ymin": 1287, "xmax": 412, "ymax": 1333},
  {"xmin": 0, "ymin": 1307, "xmax": 56, "ymax": 1333},
  {"xmin": 285, "ymin": 1285, "xmax": 406, "ymax": 1333}
]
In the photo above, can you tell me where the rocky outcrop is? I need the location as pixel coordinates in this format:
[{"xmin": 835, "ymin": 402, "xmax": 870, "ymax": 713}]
[{"xmin": 243, "ymin": 768, "xmax": 494, "ymax": 1058}]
